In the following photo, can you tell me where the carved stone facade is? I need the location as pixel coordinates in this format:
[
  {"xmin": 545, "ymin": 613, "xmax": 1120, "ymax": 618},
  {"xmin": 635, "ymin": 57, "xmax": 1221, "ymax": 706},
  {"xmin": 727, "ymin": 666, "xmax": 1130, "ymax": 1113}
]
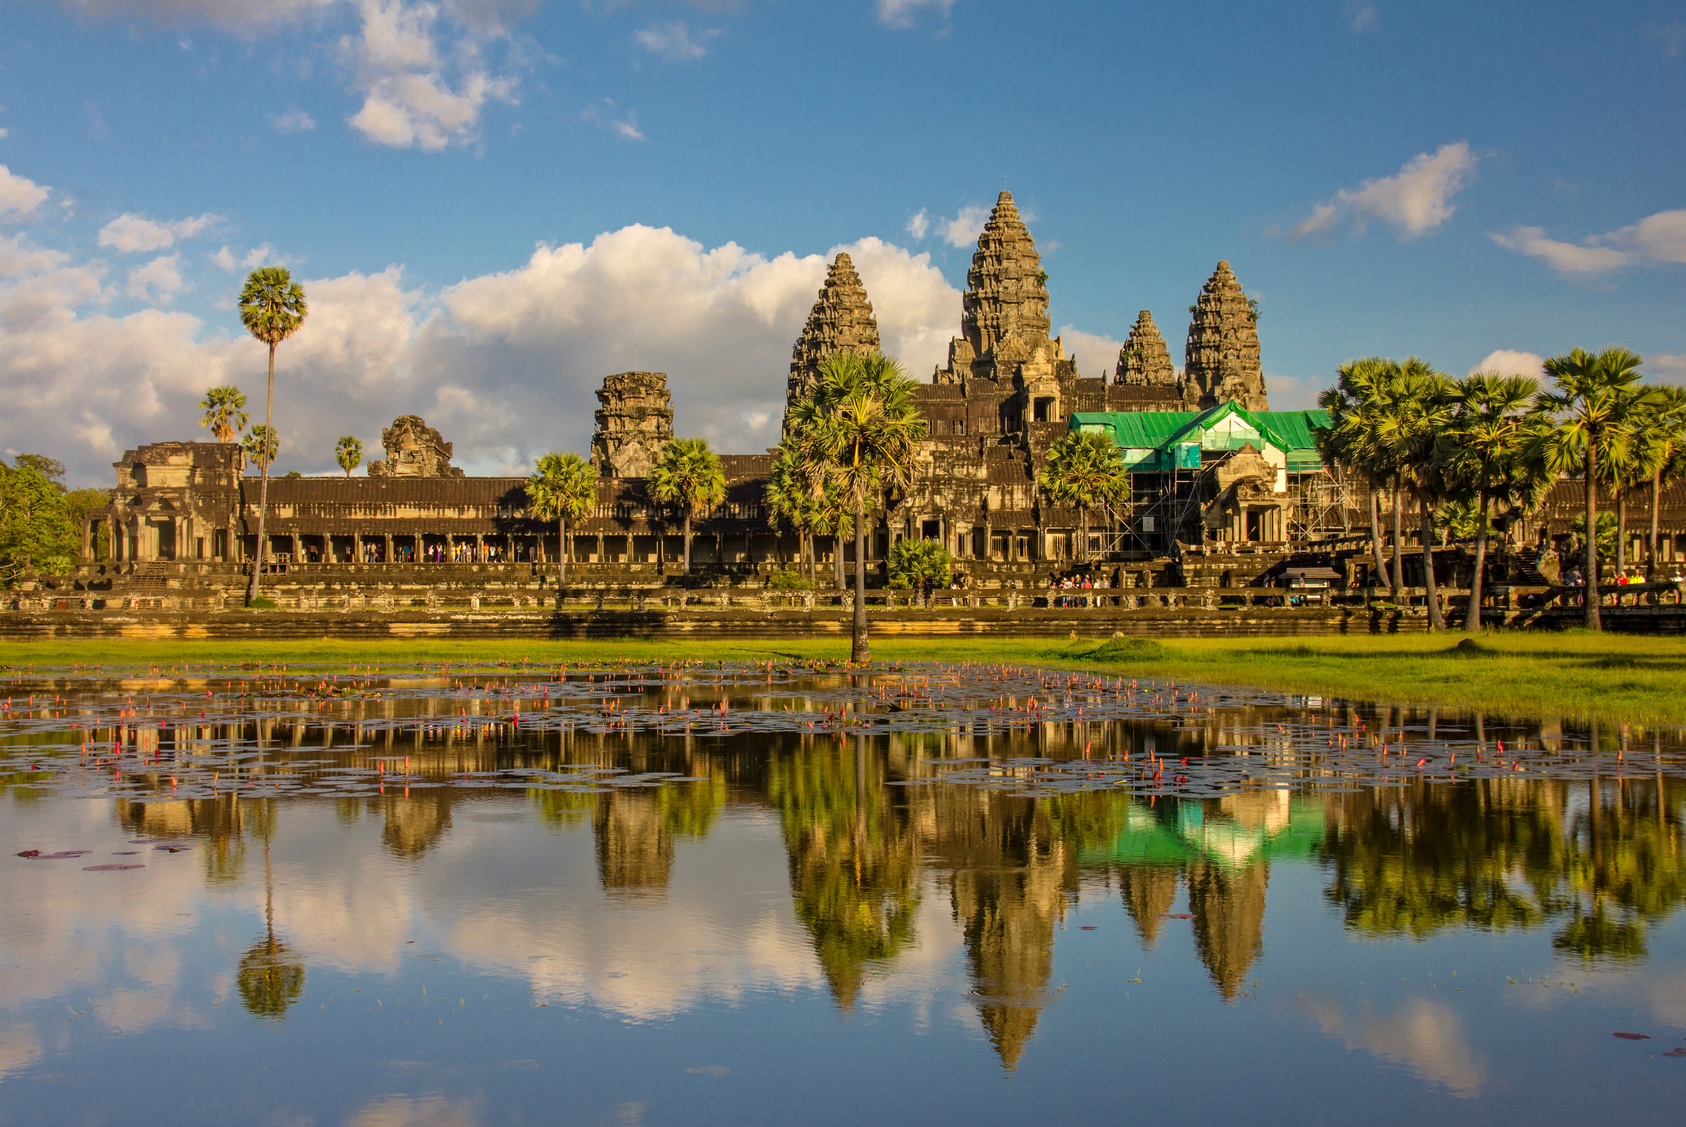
[
  {"xmin": 1184, "ymin": 261, "xmax": 1267, "ymax": 412},
  {"xmin": 784, "ymin": 253, "xmax": 880, "ymax": 435},
  {"xmin": 591, "ymin": 371, "xmax": 674, "ymax": 479},
  {"xmin": 1117, "ymin": 310, "xmax": 1178, "ymax": 390},
  {"xmin": 367, "ymin": 416, "xmax": 464, "ymax": 479}
]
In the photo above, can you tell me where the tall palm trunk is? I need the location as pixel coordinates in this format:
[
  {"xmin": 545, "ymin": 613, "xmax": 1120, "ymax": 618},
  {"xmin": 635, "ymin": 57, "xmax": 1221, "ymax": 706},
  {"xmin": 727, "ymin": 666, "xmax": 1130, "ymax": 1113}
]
[
  {"xmin": 806, "ymin": 530, "xmax": 816, "ymax": 584},
  {"xmin": 1390, "ymin": 476, "xmax": 1405, "ymax": 593},
  {"xmin": 557, "ymin": 516, "xmax": 567, "ymax": 590},
  {"xmin": 1466, "ymin": 487, "xmax": 1490, "ymax": 633},
  {"xmin": 682, "ymin": 509, "xmax": 692, "ymax": 576},
  {"xmin": 1614, "ymin": 486, "xmax": 1627, "ymax": 577},
  {"xmin": 1585, "ymin": 448, "xmax": 1602, "ymax": 630},
  {"xmin": 1369, "ymin": 489, "xmax": 1387, "ymax": 586},
  {"xmin": 1079, "ymin": 504, "xmax": 1090, "ymax": 563},
  {"xmin": 245, "ymin": 341, "xmax": 276, "ymax": 604},
  {"xmin": 1650, "ymin": 465, "xmax": 1663, "ymax": 579},
  {"xmin": 1420, "ymin": 492, "xmax": 1444, "ymax": 631},
  {"xmin": 851, "ymin": 495, "xmax": 869, "ymax": 663},
  {"xmin": 833, "ymin": 533, "xmax": 844, "ymax": 590}
]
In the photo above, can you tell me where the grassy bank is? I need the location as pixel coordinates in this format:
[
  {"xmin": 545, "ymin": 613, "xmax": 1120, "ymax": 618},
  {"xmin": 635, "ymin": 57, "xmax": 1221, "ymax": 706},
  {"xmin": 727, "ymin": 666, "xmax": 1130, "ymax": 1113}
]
[{"xmin": 1, "ymin": 631, "xmax": 1681, "ymax": 726}]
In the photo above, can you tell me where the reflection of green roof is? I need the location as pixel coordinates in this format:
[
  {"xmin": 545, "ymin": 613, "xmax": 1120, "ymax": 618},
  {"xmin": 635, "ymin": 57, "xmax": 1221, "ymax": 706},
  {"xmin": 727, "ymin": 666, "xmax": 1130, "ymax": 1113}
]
[
  {"xmin": 1077, "ymin": 796, "xmax": 1326, "ymax": 869},
  {"xmin": 1069, "ymin": 405, "xmax": 1332, "ymax": 474}
]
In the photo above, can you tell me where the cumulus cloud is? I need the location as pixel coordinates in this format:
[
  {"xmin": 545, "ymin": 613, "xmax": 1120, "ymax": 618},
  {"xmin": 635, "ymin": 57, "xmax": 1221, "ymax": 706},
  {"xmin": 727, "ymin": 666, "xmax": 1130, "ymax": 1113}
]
[
  {"xmin": 1470, "ymin": 349, "xmax": 1545, "ymax": 378},
  {"xmin": 905, "ymin": 209, "xmax": 929, "ymax": 240},
  {"xmin": 1491, "ymin": 209, "xmax": 1686, "ymax": 275},
  {"xmin": 211, "ymin": 243, "xmax": 281, "ymax": 271},
  {"xmin": 1056, "ymin": 325, "xmax": 1124, "ymax": 382},
  {"xmin": 1649, "ymin": 354, "xmax": 1686, "ymax": 385},
  {"xmin": 345, "ymin": 0, "xmax": 518, "ymax": 151},
  {"xmin": 876, "ymin": 0, "xmax": 954, "ymax": 29},
  {"xmin": 903, "ymin": 205, "xmax": 986, "ymax": 249},
  {"xmin": 1287, "ymin": 142, "xmax": 1477, "ymax": 242},
  {"xmin": 634, "ymin": 20, "xmax": 714, "ymax": 61},
  {"xmin": 98, "ymin": 212, "xmax": 219, "ymax": 254},
  {"xmin": 125, "ymin": 254, "xmax": 189, "ymax": 305},
  {"xmin": 580, "ymin": 101, "xmax": 645, "ymax": 141},
  {"xmin": 0, "ymin": 165, "xmax": 52, "ymax": 217},
  {"xmin": 269, "ymin": 107, "xmax": 318, "ymax": 133}
]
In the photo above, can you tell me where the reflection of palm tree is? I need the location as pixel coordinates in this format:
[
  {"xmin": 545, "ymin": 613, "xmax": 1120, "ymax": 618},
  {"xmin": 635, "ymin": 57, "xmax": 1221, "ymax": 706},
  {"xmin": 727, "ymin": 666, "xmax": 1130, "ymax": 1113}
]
[{"xmin": 236, "ymin": 804, "xmax": 305, "ymax": 1019}]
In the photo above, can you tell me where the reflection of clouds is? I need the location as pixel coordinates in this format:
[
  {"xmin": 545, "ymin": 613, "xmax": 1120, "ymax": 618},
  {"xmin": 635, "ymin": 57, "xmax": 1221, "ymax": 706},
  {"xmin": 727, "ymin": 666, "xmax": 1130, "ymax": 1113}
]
[
  {"xmin": 348, "ymin": 1093, "xmax": 478, "ymax": 1127},
  {"xmin": 0, "ymin": 1026, "xmax": 41, "ymax": 1080},
  {"xmin": 1302, "ymin": 997, "xmax": 1485, "ymax": 1097}
]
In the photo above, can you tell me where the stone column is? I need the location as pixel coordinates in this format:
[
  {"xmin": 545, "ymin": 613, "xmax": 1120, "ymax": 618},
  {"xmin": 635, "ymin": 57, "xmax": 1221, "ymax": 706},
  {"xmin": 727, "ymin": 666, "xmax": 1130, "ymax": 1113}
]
[
  {"xmin": 475, "ymin": 533, "xmax": 484, "ymax": 562},
  {"xmin": 384, "ymin": 534, "xmax": 393, "ymax": 563}
]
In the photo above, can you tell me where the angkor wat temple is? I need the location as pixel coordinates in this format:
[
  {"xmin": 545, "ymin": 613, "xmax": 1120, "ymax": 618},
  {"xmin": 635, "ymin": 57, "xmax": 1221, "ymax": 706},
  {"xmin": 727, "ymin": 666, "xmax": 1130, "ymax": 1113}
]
[{"xmin": 57, "ymin": 191, "xmax": 1686, "ymax": 622}]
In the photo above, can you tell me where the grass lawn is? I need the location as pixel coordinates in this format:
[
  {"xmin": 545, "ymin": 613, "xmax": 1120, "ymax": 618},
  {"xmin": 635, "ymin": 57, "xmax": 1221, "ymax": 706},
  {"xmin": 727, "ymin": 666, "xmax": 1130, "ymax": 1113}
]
[{"xmin": 2, "ymin": 631, "xmax": 1681, "ymax": 726}]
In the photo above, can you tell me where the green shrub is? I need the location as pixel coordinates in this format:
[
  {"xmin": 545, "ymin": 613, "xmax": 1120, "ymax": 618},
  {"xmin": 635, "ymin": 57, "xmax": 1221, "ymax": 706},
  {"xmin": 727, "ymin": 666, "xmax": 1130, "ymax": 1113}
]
[
  {"xmin": 247, "ymin": 597, "xmax": 278, "ymax": 610},
  {"xmin": 768, "ymin": 570, "xmax": 812, "ymax": 591}
]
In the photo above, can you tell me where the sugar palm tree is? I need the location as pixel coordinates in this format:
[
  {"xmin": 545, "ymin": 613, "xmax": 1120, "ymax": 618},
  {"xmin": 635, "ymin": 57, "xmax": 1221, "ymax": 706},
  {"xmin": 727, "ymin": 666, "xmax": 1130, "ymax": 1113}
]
[
  {"xmin": 1437, "ymin": 373, "xmax": 1541, "ymax": 631},
  {"xmin": 809, "ymin": 476, "xmax": 855, "ymax": 590},
  {"xmin": 1038, "ymin": 430, "xmax": 1128, "ymax": 563},
  {"xmin": 1317, "ymin": 359, "xmax": 1395, "ymax": 586},
  {"xmin": 1376, "ymin": 360, "xmax": 1456, "ymax": 630},
  {"xmin": 650, "ymin": 438, "xmax": 725, "ymax": 577},
  {"xmin": 525, "ymin": 452, "xmax": 597, "ymax": 590},
  {"xmin": 766, "ymin": 439, "xmax": 818, "ymax": 582},
  {"xmin": 1528, "ymin": 346, "xmax": 1649, "ymax": 630},
  {"xmin": 243, "ymin": 425, "xmax": 279, "ymax": 469},
  {"xmin": 334, "ymin": 436, "xmax": 362, "ymax": 477},
  {"xmin": 790, "ymin": 351, "xmax": 926, "ymax": 663},
  {"xmin": 239, "ymin": 267, "xmax": 309, "ymax": 605},
  {"xmin": 199, "ymin": 386, "xmax": 248, "ymax": 444},
  {"xmin": 1639, "ymin": 387, "xmax": 1686, "ymax": 577}
]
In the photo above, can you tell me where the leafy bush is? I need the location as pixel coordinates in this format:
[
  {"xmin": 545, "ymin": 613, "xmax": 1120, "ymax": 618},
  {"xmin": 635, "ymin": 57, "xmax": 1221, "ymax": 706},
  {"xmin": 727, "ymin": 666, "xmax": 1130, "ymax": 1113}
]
[
  {"xmin": 768, "ymin": 570, "xmax": 812, "ymax": 591},
  {"xmin": 247, "ymin": 597, "xmax": 279, "ymax": 610},
  {"xmin": 887, "ymin": 539, "xmax": 954, "ymax": 596}
]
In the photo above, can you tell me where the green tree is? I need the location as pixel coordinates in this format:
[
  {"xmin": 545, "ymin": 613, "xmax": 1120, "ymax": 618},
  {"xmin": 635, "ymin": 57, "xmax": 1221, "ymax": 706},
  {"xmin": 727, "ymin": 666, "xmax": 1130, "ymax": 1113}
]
[
  {"xmin": 887, "ymin": 537, "xmax": 954, "ymax": 603},
  {"xmin": 1529, "ymin": 347, "xmax": 1652, "ymax": 629},
  {"xmin": 334, "ymin": 435, "xmax": 362, "ymax": 477},
  {"xmin": 1038, "ymin": 430, "xmax": 1128, "ymax": 562},
  {"xmin": 243, "ymin": 425, "xmax": 279, "ymax": 468},
  {"xmin": 650, "ymin": 438, "xmax": 725, "ymax": 577},
  {"xmin": 1318, "ymin": 358, "xmax": 1411, "ymax": 591},
  {"xmin": 1438, "ymin": 373, "xmax": 1543, "ymax": 631},
  {"xmin": 525, "ymin": 452, "xmax": 597, "ymax": 589},
  {"xmin": 199, "ymin": 386, "xmax": 249, "ymax": 444},
  {"xmin": 1377, "ymin": 359, "xmax": 1456, "ymax": 629},
  {"xmin": 239, "ymin": 267, "xmax": 309, "ymax": 606},
  {"xmin": 1634, "ymin": 387, "xmax": 1686, "ymax": 578},
  {"xmin": 766, "ymin": 438, "xmax": 819, "ymax": 583},
  {"xmin": 0, "ymin": 461, "xmax": 78, "ymax": 584},
  {"xmin": 790, "ymin": 351, "xmax": 927, "ymax": 663}
]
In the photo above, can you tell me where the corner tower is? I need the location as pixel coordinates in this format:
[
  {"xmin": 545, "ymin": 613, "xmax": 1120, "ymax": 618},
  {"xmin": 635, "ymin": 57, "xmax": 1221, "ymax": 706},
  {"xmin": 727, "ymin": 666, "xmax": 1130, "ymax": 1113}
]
[{"xmin": 1183, "ymin": 260, "xmax": 1267, "ymax": 411}]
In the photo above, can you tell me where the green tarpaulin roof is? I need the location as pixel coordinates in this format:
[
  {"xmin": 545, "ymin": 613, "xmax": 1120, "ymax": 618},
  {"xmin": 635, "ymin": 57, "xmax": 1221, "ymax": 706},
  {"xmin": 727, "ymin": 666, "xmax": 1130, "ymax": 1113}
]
[{"xmin": 1070, "ymin": 404, "xmax": 1332, "ymax": 472}]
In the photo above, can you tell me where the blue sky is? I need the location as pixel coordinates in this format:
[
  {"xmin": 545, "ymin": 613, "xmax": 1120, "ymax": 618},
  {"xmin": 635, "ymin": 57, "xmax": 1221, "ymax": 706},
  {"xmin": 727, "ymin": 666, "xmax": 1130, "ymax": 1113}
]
[{"xmin": 2, "ymin": 0, "xmax": 1682, "ymax": 484}]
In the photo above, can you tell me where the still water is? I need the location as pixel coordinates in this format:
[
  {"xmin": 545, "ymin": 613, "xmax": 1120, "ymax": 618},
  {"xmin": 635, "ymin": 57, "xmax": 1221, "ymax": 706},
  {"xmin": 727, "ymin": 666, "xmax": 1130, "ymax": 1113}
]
[{"xmin": 2, "ymin": 659, "xmax": 1684, "ymax": 1126}]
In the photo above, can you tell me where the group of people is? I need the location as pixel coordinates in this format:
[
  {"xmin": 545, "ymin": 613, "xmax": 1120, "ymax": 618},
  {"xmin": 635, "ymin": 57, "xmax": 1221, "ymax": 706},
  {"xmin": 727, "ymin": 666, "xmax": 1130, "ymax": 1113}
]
[{"xmin": 1048, "ymin": 570, "xmax": 1112, "ymax": 608}]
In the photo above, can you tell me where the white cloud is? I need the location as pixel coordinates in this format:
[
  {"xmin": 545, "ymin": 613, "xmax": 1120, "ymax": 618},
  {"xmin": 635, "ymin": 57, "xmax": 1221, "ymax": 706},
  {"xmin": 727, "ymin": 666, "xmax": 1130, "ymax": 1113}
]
[
  {"xmin": 98, "ymin": 212, "xmax": 219, "ymax": 254},
  {"xmin": 345, "ymin": 0, "xmax": 518, "ymax": 151},
  {"xmin": 939, "ymin": 205, "xmax": 987, "ymax": 248},
  {"xmin": 126, "ymin": 254, "xmax": 188, "ymax": 305},
  {"xmin": 1287, "ymin": 142, "xmax": 1477, "ymax": 242},
  {"xmin": 0, "ymin": 129, "xmax": 10, "ymax": 140},
  {"xmin": 1470, "ymin": 349, "xmax": 1544, "ymax": 378},
  {"xmin": 270, "ymin": 108, "xmax": 318, "ymax": 133},
  {"xmin": 580, "ymin": 101, "xmax": 646, "ymax": 142},
  {"xmin": 905, "ymin": 209, "xmax": 929, "ymax": 241},
  {"xmin": 634, "ymin": 20, "xmax": 714, "ymax": 61},
  {"xmin": 876, "ymin": 0, "xmax": 954, "ymax": 29},
  {"xmin": 1490, "ymin": 209, "xmax": 1686, "ymax": 275},
  {"xmin": 1649, "ymin": 22, "xmax": 1686, "ymax": 60},
  {"xmin": 1345, "ymin": 2, "xmax": 1378, "ymax": 32},
  {"xmin": 0, "ymin": 235, "xmax": 69, "ymax": 278},
  {"xmin": 1056, "ymin": 325, "xmax": 1123, "ymax": 382},
  {"xmin": 1649, "ymin": 354, "xmax": 1686, "ymax": 385},
  {"xmin": 0, "ymin": 165, "xmax": 51, "ymax": 217},
  {"xmin": 1303, "ymin": 997, "xmax": 1485, "ymax": 1098}
]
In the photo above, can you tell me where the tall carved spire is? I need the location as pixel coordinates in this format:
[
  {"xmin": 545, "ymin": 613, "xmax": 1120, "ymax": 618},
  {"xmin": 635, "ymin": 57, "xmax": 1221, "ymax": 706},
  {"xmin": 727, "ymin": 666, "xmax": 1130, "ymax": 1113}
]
[
  {"xmin": 1184, "ymin": 260, "xmax": 1267, "ymax": 411},
  {"xmin": 1117, "ymin": 310, "xmax": 1177, "ymax": 388},
  {"xmin": 960, "ymin": 191, "xmax": 1050, "ymax": 359},
  {"xmin": 785, "ymin": 252, "xmax": 881, "ymax": 433}
]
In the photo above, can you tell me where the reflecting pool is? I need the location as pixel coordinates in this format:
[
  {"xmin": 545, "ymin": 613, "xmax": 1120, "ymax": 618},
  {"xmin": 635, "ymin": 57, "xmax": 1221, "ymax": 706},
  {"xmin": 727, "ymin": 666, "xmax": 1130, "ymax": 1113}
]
[{"xmin": 2, "ymin": 660, "xmax": 1684, "ymax": 1126}]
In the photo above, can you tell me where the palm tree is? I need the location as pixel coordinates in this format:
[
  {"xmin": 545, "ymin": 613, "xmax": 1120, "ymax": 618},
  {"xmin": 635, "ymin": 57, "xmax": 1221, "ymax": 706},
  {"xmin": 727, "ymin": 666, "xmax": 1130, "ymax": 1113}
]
[
  {"xmin": 1438, "ymin": 373, "xmax": 1539, "ymax": 631},
  {"xmin": 199, "ymin": 386, "xmax": 249, "ymax": 444},
  {"xmin": 1317, "ymin": 359, "xmax": 1395, "ymax": 586},
  {"xmin": 525, "ymin": 452, "xmax": 597, "ymax": 590},
  {"xmin": 1038, "ymin": 431, "xmax": 1128, "ymax": 563},
  {"xmin": 809, "ymin": 477, "xmax": 855, "ymax": 590},
  {"xmin": 334, "ymin": 436, "xmax": 362, "ymax": 477},
  {"xmin": 766, "ymin": 439, "xmax": 818, "ymax": 583},
  {"xmin": 1529, "ymin": 347, "xmax": 1649, "ymax": 630},
  {"xmin": 650, "ymin": 438, "xmax": 725, "ymax": 577},
  {"xmin": 790, "ymin": 351, "xmax": 926, "ymax": 663},
  {"xmin": 239, "ymin": 267, "xmax": 309, "ymax": 605},
  {"xmin": 1640, "ymin": 388, "xmax": 1686, "ymax": 577},
  {"xmin": 243, "ymin": 425, "xmax": 279, "ymax": 469},
  {"xmin": 1379, "ymin": 360, "xmax": 1456, "ymax": 630}
]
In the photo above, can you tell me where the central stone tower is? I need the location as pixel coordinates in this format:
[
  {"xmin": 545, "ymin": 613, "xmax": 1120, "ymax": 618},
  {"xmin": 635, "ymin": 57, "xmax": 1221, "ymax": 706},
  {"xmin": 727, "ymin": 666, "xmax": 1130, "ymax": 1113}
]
[{"xmin": 1183, "ymin": 260, "xmax": 1268, "ymax": 411}]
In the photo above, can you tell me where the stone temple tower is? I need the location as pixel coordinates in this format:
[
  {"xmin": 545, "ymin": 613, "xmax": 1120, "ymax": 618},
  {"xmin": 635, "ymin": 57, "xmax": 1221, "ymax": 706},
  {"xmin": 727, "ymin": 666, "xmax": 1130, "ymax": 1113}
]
[
  {"xmin": 1183, "ymin": 260, "xmax": 1268, "ymax": 412},
  {"xmin": 591, "ymin": 372, "xmax": 674, "ymax": 478},
  {"xmin": 784, "ymin": 252, "xmax": 881, "ymax": 436},
  {"xmin": 940, "ymin": 191, "xmax": 1054, "ymax": 385},
  {"xmin": 1116, "ymin": 310, "xmax": 1177, "ymax": 390}
]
